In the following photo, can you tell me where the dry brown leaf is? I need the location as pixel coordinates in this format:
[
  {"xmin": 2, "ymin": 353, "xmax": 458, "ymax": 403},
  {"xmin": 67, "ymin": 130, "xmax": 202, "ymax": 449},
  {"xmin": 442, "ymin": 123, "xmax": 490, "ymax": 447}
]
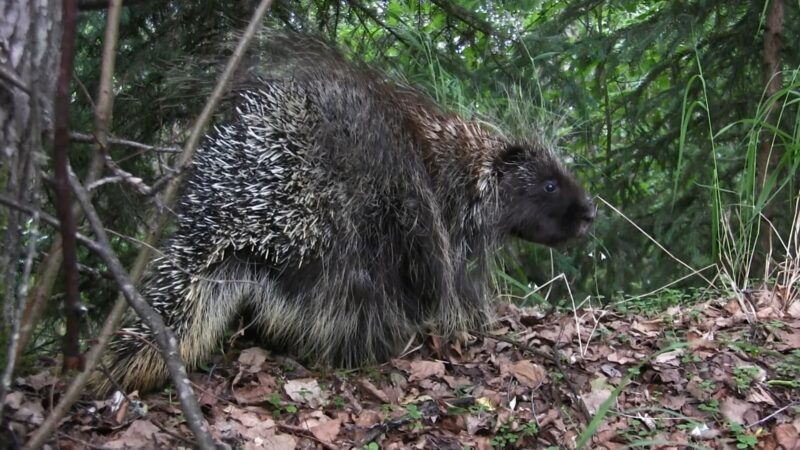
[
  {"xmin": 583, "ymin": 376, "xmax": 613, "ymax": 414},
  {"xmin": 774, "ymin": 423, "xmax": 799, "ymax": 449},
  {"xmin": 630, "ymin": 320, "xmax": 661, "ymax": 337},
  {"xmin": 238, "ymin": 347, "xmax": 268, "ymax": 373},
  {"xmin": 245, "ymin": 433, "xmax": 297, "ymax": 450},
  {"xmin": 653, "ymin": 348, "xmax": 684, "ymax": 365},
  {"xmin": 745, "ymin": 385, "xmax": 776, "ymax": 406},
  {"xmin": 19, "ymin": 371, "xmax": 57, "ymax": 391},
  {"xmin": 606, "ymin": 350, "xmax": 637, "ymax": 365},
  {"xmin": 233, "ymin": 378, "xmax": 277, "ymax": 405},
  {"xmin": 104, "ymin": 420, "xmax": 166, "ymax": 449},
  {"xmin": 509, "ymin": 360, "xmax": 546, "ymax": 388},
  {"xmin": 720, "ymin": 396, "xmax": 751, "ymax": 425},
  {"xmin": 309, "ymin": 417, "xmax": 342, "ymax": 442},
  {"xmin": 284, "ymin": 378, "xmax": 325, "ymax": 407},
  {"xmin": 358, "ymin": 377, "xmax": 390, "ymax": 403},
  {"xmin": 786, "ymin": 301, "xmax": 800, "ymax": 319},
  {"xmin": 775, "ymin": 329, "xmax": 800, "ymax": 350},
  {"xmin": 409, "ymin": 360, "xmax": 445, "ymax": 381},
  {"xmin": 12, "ymin": 400, "xmax": 44, "ymax": 426},
  {"xmin": 354, "ymin": 409, "xmax": 382, "ymax": 427},
  {"xmin": 662, "ymin": 395, "xmax": 687, "ymax": 411}
]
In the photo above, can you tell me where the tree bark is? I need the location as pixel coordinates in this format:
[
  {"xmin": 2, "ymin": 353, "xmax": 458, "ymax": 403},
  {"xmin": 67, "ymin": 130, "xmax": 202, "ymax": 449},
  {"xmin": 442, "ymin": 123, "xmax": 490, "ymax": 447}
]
[
  {"xmin": 0, "ymin": 0, "xmax": 62, "ymax": 418},
  {"xmin": 756, "ymin": 0, "xmax": 783, "ymax": 272}
]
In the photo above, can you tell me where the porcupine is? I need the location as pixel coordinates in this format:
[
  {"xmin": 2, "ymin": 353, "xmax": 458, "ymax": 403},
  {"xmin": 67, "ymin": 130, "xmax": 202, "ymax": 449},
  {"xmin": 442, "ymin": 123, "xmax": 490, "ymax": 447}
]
[{"xmin": 95, "ymin": 33, "xmax": 595, "ymax": 394}]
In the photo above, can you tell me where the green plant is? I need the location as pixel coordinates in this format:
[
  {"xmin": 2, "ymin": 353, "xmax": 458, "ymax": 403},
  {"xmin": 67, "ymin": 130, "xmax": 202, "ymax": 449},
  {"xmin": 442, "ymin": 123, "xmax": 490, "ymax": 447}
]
[
  {"xmin": 490, "ymin": 420, "xmax": 519, "ymax": 448},
  {"xmin": 266, "ymin": 393, "xmax": 297, "ymax": 416},
  {"xmin": 332, "ymin": 395, "xmax": 346, "ymax": 409},
  {"xmin": 729, "ymin": 421, "xmax": 758, "ymax": 449},
  {"xmin": 404, "ymin": 403, "xmax": 424, "ymax": 430},
  {"xmin": 732, "ymin": 366, "xmax": 761, "ymax": 393},
  {"xmin": 698, "ymin": 399, "xmax": 719, "ymax": 414},
  {"xmin": 698, "ymin": 379, "xmax": 716, "ymax": 392}
]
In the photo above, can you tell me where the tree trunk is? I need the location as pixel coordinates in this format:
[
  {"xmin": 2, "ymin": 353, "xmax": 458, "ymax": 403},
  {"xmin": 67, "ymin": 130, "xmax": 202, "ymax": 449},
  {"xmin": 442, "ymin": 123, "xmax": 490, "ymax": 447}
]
[
  {"xmin": 0, "ymin": 0, "xmax": 62, "ymax": 409},
  {"xmin": 756, "ymin": 0, "xmax": 784, "ymax": 274}
]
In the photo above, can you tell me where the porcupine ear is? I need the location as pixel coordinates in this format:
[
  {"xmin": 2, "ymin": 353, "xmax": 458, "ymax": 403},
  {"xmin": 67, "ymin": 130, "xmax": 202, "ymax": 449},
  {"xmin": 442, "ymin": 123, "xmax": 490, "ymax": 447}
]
[{"xmin": 493, "ymin": 144, "xmax": 527, "ymax": 178}]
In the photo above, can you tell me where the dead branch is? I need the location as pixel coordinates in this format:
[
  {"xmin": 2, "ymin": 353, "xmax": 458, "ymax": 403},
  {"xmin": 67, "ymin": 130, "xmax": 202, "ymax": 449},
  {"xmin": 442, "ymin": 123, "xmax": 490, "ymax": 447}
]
[
  {"xmin": 52, "ymin": 0, "xmax": 83, "ymax": 373},
  {"xmin": 70, "ymin": 132, "xmax": 181, "ymax": 153},
  {"xmin": 66, "ymin": 171, "xmax": 216, "ymax": 448}
]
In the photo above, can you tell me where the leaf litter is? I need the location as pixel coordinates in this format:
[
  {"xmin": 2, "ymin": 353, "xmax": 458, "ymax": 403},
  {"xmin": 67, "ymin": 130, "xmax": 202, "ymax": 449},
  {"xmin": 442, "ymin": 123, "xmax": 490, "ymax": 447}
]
[{"xmin": 4, "ymin": 287, "xmax": 800, "ymax": 449}]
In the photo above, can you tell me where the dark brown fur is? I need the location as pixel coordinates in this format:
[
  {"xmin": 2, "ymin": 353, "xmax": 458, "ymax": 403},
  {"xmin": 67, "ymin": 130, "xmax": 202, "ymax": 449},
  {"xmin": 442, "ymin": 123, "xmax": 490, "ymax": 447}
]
[{"xmin": 93, "ymin": 33, "xmax": 594, "ymax": 394}]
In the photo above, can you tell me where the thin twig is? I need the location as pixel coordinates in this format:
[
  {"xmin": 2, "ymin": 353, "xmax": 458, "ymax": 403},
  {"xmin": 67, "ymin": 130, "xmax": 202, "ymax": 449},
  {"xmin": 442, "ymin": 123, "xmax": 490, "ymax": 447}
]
[
  {"xmin": 66, "ymin": 171, "xmax": 216, "ymax": 448},
  {"xmin": 70, "ymin": 132, "xmax": 181, "ymax": 153},
  {"xmin": 749, "ymin": 401, "xmax": 799, "ymax": 428},
  {"xmin": 597, "ymin": 196, "xmax": 715, "ymax": 286}
]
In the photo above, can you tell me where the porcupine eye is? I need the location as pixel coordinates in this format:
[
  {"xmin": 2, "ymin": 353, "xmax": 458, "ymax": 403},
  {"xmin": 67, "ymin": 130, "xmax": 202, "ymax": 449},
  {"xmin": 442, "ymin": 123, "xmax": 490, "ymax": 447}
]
[{"xmin": 543, "ymin": 180, "xmax": 558, "ymax": 194}]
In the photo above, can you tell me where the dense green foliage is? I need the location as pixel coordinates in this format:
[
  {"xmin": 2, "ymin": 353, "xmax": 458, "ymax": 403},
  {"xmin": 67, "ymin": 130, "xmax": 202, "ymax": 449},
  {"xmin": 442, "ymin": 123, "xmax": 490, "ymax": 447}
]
[{"xmin": 66, "ymin": 0, "xmax": 798, "ymax": 312}]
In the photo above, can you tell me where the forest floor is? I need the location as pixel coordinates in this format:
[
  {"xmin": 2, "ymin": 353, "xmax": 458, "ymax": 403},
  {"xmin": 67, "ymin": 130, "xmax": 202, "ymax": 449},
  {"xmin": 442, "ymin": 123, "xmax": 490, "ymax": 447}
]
[{"xmin": 4, "ymin": 287, "xmax": 800, "ymax": 449}]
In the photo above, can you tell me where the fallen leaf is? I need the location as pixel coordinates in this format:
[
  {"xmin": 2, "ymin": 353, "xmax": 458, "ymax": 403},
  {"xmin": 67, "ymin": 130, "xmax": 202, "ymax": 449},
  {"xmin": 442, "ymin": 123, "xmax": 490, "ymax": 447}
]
[
  {"xmin": 284, "ymin": 378, "xmax": 325, "ymax": 407},
  {"xmin": 720, "ymin": 397, "xmax": 750, "ymax": 425},
  {"xmin": 358, "ymin": 378, "xmax": 390, "ymax": 403},
  {"xmin": 310, "ymin": 417, "xmax": 341, "ymax": 442},
  {"xmin": 234, "ymin": 377, "xmax": 278, "ymax": 406},
  {"xmin": 787, "ymin": 301, "xmax": 800, "ymax": 319},
  {"xmin": 19, "ymin": 371, "xmax": 57, "ymax": 391},
  {"xmin": 246, "ymin": 433, "xmax": 296, "ymax": 450},
  {"xmin": 774, "ymin": 423, "xmax": 799, "ymax": 449},
  {"xmin": 745, "ymin": 385, "xmax": 776, "ymax": 406},
  {"xmin": 105, "ymin": 420, "xmax": 166, "ymax": 449},
  {"xmin": 581, "ymin": 376, "xmax": 613, "ymax": 415},
  {"xmin": 238, "ymin": 347, "xmax": 268, "ymax": 373},
  {"xmin": 12, "ymin": 400, "xmax": 44, "ymax": 426},
  {"xmin": 354, "ymin": 409, "xmax": 382, "ymax": 427},
  {"xmin": 509, "ymin": 360, "xmax": 546, "ymax": 388},
  {"xmin": 653, "ymin": 349, "xmax": 684, "ymax": 365},
  {"xmin": 409, "ymin": 360, "xmax": 445, "ymax": 381}
]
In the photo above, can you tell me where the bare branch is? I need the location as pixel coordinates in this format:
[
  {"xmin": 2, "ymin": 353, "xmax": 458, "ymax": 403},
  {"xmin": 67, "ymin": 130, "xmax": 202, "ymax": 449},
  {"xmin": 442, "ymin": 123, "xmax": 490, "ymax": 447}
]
[
  {"xmin": 68, "ymin": 172, "xmax": 216, "ymax": 448},
  {"xmin": 70, "ymin": 132, "xmax": 181, "ymax": 153},
  {"xmin": 52, "ymin": 0, "xmax": 83, "ymax": 373}
]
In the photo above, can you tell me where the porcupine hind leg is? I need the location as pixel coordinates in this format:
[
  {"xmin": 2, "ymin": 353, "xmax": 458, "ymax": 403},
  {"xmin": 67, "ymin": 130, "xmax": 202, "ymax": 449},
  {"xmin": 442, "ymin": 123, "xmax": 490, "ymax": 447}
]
[{"xmin": 94, "ymin": 243, "xmax": 255, "ymax": 394}]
